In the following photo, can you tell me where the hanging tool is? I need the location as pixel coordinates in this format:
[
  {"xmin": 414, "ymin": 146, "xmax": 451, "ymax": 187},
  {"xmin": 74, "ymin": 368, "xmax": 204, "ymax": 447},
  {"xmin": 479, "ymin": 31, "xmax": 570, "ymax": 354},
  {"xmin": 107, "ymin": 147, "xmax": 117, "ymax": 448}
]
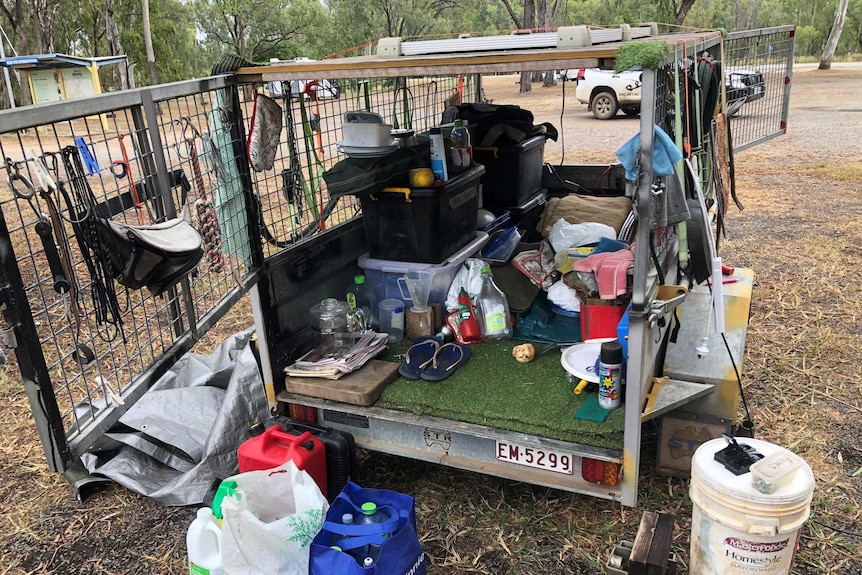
[
  {"xmin": 112, "ymin": 134, "xmax": 147, "ymax": 225},
  {"xmin": 59, "ymin": 145, "xmax": 125, "ymax": 344},
  {"xmin": 392, "ymin": 83, "xmax": 414, "ymax": 130},
  {"xmin": 11, "ymin": 153, "xmax": 96, "ymax": 363},
  {"xmin": 25, "ymin": 151, "xmax": 71, "ymax": 295},
  {"xmin": 280, "ymin": 168, "xmax": 300, "ymax": 236},
  {"xmin": 175, "ymin": 117, "xmax": 224, "ymax": 273},
  {"xmin": 297, "ymin": 84, "xmax": 325, "ymax": 230}
]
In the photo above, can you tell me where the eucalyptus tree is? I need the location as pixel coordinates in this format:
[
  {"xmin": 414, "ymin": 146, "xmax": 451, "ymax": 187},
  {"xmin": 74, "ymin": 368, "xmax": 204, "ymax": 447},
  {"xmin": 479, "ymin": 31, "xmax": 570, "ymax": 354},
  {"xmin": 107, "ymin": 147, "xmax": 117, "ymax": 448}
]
[
  {"xmin": 193, "ymin": 0, "xmax": 328, "ymax": 63},
  {"xmin": 820, "ymin": 0, "xmax": 851, "ymax": 68}
]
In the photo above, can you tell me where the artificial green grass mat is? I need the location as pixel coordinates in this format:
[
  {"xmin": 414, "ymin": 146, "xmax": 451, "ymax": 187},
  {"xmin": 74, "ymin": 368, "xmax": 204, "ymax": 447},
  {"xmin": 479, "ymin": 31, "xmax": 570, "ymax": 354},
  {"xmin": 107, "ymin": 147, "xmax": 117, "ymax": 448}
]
[{"xmin": 376, "ymin": 340, "xmax": 625, "ymax": 450}]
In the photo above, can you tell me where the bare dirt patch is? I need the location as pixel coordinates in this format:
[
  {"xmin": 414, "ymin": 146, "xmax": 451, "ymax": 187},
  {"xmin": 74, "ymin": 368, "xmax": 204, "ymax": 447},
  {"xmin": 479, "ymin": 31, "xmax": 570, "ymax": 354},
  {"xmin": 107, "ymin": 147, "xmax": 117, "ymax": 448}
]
[{"xmin": 1, "ymin": 69, "xmax": 860, "ymax": 574}]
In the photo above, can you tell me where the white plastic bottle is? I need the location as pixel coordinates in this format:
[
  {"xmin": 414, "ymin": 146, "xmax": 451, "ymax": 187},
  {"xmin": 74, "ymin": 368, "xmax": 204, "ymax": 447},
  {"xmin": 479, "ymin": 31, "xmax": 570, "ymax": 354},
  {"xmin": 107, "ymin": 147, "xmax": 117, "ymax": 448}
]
[
  {"xmin": 187, "ymin": 507, "xmax": 223, "ymax": 575},
  {"xmin": 476, "ymin": 266, "xmax": 512, "ymax": 340},
  {"xmin": 429, "ymin": 127, "xmax": 449, "ymax": 182},
  {"xmin": 450, "ymin": 119, "xmax": 473, "ymax": 168}
]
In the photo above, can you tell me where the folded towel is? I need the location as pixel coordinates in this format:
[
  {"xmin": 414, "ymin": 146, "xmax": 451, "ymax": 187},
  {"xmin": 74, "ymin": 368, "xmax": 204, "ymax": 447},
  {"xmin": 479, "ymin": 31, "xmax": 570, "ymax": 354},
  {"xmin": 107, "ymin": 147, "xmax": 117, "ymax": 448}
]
[{"xmin": 573, "ymin": 246, "xmax": 635, "ymax": 300}]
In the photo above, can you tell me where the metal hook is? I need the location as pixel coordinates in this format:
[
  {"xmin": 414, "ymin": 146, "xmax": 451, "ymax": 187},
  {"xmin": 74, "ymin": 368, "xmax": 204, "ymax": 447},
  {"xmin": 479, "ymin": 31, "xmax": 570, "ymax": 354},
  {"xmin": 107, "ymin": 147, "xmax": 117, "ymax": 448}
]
[{"xmin": 8, "ymin": 170, "xmax": 37, "ymax": 199}]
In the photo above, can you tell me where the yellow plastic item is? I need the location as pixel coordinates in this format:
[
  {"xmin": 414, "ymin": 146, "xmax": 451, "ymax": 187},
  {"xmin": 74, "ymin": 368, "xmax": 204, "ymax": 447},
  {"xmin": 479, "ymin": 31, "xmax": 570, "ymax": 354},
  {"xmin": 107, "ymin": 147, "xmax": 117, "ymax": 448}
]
[{"xmin": 371, "ymin": 187, "xmax": 412, "ymax": 202}]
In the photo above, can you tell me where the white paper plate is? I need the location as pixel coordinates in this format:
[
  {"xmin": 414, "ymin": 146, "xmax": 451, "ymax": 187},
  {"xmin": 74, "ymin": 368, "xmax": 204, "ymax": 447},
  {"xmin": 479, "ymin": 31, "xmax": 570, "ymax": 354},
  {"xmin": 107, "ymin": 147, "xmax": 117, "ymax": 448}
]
[{"xmin": 560, "ymin": 339, "xmax": 616, "ymax": 382}]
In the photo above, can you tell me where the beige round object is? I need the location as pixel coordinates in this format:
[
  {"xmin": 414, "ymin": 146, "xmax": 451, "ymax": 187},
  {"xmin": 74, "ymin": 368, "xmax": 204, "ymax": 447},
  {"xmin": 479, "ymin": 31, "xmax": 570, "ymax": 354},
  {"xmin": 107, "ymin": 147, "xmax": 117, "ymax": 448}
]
[{"xmin": 512, "ymin": 343, "xmax": 535, "ymax": 363}]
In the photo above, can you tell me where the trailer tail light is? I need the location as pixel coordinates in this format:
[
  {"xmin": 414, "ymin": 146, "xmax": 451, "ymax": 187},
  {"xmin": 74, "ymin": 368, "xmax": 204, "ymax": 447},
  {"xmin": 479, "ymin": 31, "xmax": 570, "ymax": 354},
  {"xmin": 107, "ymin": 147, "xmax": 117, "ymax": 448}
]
[
  {"xmin": 581, "ymin": 458, "xmax": 621, "ymax": 486},
  {"xmin": 288, "ymin": 403, "xmax": 318, "ymax": 425}
]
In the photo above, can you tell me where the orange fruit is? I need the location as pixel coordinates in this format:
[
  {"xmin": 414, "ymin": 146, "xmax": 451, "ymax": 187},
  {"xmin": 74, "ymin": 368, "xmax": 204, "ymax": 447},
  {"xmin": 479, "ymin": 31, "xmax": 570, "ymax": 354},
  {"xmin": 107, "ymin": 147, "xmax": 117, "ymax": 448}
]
[{"xmin": 410, "ymin": 168, "xmax": 435, "ymax": 188}]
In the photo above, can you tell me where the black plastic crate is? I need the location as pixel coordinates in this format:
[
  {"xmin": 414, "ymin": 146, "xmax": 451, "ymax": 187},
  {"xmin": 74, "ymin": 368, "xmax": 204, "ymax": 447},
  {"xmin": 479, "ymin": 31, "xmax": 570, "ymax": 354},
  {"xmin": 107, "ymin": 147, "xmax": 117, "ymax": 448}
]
[
  {"xmin": 475, "ymin": 135, "xmax": 545, "ymax": 208},
  {"xmin": 359, "ymin": 164, "xmax": 484, "ymax": 264}
]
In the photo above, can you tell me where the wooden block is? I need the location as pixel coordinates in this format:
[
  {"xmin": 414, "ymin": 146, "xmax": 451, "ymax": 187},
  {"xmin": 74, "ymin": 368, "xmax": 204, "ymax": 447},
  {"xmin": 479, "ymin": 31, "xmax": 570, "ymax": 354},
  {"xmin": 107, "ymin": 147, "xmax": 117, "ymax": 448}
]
[
  {"xmin": 283, "ymin": 359, "xmax": 400, "ymax": 406},
  {"xmin": 629, "ymin": 511, "xmax": 674, "ymax": 575}
]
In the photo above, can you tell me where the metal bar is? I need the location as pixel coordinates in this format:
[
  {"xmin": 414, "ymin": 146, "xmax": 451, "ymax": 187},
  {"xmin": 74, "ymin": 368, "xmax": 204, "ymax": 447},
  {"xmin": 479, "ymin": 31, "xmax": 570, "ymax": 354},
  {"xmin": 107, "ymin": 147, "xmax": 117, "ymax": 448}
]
[
  {"xmin": 726, "ymin": 24, "xmax": 796, "ymax": 41},
  {"xmin": 0, "ymin": 90, "xmax": 145, "ymax": 132},
  {"xmin": 621, "ymin": 67, "xmax": 659, "ymax": 507},
  {"xmin": 140, "ymin": 89, "xmax": 187, "ymax": 339},
  {"xmin": 147, "ymin": 75, "xmax": 235, "ymax": 103},
  {"xmin": 0, "ymin": 209, "xmax": 71, "ymax": 471}
]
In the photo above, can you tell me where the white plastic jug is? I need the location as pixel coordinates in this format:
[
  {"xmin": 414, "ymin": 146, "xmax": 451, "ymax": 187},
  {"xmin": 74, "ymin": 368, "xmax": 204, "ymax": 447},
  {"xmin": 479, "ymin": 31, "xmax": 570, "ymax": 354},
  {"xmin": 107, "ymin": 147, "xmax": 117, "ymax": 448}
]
[{"xmin": 187, "ymin": 507, "xmax": 223, "ymax": 575}]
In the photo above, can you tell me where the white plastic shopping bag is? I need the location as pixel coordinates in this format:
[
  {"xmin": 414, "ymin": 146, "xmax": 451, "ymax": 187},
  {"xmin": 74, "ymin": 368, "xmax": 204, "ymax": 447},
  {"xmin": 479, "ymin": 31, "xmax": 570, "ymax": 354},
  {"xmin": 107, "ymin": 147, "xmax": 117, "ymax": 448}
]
[{"xmin": 220, "ymin": 460, "xmax": 329, "ymax": 575}]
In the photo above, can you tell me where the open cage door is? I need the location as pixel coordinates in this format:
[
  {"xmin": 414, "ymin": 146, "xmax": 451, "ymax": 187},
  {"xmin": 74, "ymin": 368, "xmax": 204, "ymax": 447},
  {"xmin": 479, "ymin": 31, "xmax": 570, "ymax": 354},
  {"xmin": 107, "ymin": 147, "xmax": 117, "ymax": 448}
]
[{"xmin": 724, "ymin": 26, "xmax": 796, "ymax": 153}]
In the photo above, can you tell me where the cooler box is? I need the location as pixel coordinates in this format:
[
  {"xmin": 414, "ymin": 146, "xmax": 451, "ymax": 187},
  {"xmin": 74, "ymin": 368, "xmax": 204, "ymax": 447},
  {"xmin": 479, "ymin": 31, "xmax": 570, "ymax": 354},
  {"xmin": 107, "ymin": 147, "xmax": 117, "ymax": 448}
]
[
  {"xmin": 475, "ymin": 135, "xmax": 545, "ymax": 208},
  {"xmin": 238, "ymin": 426, "xmax": 329, "ymax": 498},
  {"xmin": 358, "ymin": 232, "xmax": 489, "ymax": 307},
  {"xmin": 359, "ymin": 164, "xmax": 484, "ymax": 264}
]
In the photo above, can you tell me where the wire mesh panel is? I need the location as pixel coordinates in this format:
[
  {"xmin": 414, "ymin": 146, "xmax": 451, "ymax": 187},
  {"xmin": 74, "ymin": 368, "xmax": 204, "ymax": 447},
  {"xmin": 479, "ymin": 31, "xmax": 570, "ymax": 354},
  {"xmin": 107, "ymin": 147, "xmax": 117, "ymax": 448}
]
[
  {"xmin": 235, "ymin": 74, "xmax": 468, "ymax": 257},
  {"xmin": 0, "ymin": 78, "xmax": 257, "ymax": 471},
  {"xmin": 725, "ymin": 26, "xmax": 796, "ymax": 152}
]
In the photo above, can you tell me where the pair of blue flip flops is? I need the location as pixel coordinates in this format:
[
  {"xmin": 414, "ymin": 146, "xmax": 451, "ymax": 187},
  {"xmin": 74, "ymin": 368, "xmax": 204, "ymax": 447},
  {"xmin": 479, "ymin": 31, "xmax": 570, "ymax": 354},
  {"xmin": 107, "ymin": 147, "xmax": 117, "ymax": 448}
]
[{"xmin": 398, "ymin": 336, "xmax": 471, "ymax": 381}]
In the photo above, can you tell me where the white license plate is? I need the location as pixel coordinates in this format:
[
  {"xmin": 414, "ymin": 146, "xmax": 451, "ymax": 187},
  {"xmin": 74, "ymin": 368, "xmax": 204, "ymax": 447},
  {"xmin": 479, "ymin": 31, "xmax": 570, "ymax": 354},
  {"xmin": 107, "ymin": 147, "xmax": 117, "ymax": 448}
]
[{"xmin": 495, "ymin": 441, "xmax": 574, "ymax": 475}]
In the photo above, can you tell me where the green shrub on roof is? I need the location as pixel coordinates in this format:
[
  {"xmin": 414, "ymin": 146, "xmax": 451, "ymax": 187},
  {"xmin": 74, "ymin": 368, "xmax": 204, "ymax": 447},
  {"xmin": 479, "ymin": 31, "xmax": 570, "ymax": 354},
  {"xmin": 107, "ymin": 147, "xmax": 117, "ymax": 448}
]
[{"xmin": 615, "ymin": 41, "xmax": 670, "ymax": 71}]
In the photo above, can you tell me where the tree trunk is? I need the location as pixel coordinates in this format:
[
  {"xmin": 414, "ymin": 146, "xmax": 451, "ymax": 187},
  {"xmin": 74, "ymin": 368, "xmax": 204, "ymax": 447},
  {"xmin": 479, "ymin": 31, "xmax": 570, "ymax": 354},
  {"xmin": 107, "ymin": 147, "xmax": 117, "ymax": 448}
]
[
  {"xmin": 142, "ymin": 0, "xmax": 158, "ymax": 86},
  {"xmin": 10, "ymin": 22, "xmax": 33, "ymax": 106},
  {"xmin": 675, "ymin": 0, "xmax": 698, "ymax": 26},
  {"xmin": 519, "ymin": 0, "xmax": 536, "ymax": 93},
  {"xmin": 105, "ymin": 0, "xmax": 129, "ymax": 91},
  {"xmin": 819, "ymin": 0, "xmax": 850, "ymax": 70},
  {"xmin": 29, "ymin": 0, "xmax": 61, "ymax": 53}
]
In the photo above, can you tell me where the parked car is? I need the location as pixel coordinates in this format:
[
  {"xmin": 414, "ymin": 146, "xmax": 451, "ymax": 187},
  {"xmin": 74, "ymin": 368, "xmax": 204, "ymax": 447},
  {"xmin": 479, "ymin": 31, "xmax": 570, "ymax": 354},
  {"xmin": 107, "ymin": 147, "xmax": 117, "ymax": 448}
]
[
  {"xmin": 268, "ymin": 58, "xmax": 340, "ymax": 100},
  {"xmin": 572, "ymin": 68, "xmax": 643, "ymax": 120},
  {"xmin": 724, "ymin": 67, "xmax": 765, "ymax": 111},
  {"xmin": 570, "ymin": 65, "xmax": 765, "ymax": 119}
]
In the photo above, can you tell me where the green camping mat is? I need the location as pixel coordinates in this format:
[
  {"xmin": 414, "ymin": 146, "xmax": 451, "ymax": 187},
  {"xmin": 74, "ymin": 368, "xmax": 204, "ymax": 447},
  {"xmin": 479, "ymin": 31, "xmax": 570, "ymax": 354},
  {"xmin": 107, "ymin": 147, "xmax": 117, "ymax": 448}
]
[{"xmin": 376, "ymin": 340, "xmax": 625, "ymax": 450}]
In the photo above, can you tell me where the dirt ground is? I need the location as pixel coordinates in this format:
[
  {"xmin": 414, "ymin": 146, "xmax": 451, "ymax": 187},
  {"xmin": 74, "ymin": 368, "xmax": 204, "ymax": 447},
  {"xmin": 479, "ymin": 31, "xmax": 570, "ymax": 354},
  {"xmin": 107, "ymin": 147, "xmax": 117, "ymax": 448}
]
[{"xmin": 0, "ymin": 68, "xmax": 860, "ymax": 574}]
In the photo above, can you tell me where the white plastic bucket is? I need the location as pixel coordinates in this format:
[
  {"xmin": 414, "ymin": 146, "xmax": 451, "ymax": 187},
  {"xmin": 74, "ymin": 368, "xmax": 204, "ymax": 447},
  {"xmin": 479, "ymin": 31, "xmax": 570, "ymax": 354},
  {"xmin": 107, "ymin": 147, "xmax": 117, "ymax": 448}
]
[{"xmin": 689, "ymin": 438, "xmax": 814, "ymax": 575}]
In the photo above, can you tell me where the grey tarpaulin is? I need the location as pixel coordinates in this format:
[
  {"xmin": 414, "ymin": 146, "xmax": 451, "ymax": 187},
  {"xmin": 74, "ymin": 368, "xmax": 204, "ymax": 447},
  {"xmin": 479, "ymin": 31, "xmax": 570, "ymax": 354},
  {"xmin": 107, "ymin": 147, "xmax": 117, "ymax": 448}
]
[{"xmin": 81, "ymin": 329, "xmax": 270, "ymax": 506}]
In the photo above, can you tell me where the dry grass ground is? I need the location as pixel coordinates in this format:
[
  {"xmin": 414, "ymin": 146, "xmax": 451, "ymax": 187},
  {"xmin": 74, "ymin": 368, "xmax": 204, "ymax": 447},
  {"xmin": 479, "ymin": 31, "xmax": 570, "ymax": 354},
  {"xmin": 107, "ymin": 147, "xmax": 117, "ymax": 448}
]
[{"xmin": 0, "ymin": 69, "xmax": 860, "ymax": 574}]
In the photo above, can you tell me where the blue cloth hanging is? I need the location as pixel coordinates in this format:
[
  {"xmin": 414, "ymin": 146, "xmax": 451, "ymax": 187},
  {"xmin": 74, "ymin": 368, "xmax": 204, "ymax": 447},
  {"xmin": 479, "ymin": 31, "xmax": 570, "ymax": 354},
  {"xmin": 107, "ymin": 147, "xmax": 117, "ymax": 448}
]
[{"xmin": 615, "ymin": 125, "xmax": 682, "ymax": 181}]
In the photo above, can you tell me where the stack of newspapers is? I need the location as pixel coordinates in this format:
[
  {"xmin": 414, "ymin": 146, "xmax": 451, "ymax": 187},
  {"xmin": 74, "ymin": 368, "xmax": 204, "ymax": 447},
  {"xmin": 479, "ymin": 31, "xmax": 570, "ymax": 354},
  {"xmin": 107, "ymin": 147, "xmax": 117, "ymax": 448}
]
[{"xmin": 284, "ymin": 331, "xmax": 389, "ymax": 380}]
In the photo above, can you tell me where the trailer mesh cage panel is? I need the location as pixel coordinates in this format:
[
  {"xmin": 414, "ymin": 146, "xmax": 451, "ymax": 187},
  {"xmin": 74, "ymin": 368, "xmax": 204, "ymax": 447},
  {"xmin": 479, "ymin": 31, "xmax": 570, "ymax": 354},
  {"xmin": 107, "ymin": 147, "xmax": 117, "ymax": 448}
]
[
  {"xmin": 252, "ymin": 74, "xmax": 465, "ymax": 255},
  {"xmin": 0, "ymin": 71, "xmax": 472, "ymax": 473},
  {"xmin": 724, "ymin": 26, "xmax": 796, "ymax": 152}
]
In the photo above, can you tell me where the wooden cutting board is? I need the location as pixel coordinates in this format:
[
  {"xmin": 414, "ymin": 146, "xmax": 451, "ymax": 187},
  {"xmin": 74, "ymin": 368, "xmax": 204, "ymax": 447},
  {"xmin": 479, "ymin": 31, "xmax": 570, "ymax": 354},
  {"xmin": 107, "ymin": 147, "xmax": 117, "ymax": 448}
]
[{"xmin": 283, "ymin": 359, "xmax": 401, "ymax": 406}]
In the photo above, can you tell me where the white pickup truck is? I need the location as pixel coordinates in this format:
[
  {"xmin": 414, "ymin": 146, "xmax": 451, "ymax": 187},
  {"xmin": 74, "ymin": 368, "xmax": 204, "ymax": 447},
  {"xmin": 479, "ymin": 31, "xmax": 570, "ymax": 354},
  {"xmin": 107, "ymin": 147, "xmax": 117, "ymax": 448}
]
[
  {"xmin": 564, "ymin": 66, "xmax": 766, "ymax": 120},
  {"xmin": 569, "ymin": 68, "xmax": 643, "ymax": 120}
]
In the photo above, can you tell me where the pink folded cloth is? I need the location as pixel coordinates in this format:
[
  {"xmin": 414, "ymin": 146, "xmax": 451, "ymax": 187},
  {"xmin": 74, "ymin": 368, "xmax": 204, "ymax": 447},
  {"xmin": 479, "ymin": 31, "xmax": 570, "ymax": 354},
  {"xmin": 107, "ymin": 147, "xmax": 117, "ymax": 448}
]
[{"xmin": 573, "ymin": 246, "xmax": 634, "ymax": 300}]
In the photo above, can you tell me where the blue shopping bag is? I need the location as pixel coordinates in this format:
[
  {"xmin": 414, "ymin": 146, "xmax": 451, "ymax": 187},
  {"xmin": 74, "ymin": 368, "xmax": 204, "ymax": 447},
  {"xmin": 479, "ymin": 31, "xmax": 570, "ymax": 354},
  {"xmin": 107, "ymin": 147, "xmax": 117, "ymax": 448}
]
[{"xmin": 309, "ymin": 480, "xmax": 427, "ymax": 575}]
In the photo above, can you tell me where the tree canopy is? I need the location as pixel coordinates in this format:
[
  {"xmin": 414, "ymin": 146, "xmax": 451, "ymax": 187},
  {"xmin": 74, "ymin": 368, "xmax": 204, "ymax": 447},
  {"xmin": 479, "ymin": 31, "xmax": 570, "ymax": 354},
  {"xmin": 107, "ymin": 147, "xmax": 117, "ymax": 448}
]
[{"xmin": 0, "ymin": 0, "xmax": 860, "ymax": 102}]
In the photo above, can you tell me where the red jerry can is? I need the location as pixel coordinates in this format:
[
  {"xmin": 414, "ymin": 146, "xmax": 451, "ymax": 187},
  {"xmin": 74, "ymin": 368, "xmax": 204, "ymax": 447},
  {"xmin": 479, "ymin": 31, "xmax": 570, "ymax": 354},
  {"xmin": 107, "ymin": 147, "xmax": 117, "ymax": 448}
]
[{"xmin": 238, "ymin": 426, "xmax": 328, "ymax": 498}]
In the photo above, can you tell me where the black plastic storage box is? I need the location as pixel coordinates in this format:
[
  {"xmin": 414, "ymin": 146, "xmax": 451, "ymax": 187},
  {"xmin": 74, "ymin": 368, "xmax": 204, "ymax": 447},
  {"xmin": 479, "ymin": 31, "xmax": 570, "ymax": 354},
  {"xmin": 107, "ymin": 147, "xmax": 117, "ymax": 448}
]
[
  {"xmin": 475, "ymin": 135, "xmax": 545, "ymax": 208},
  {"xmin": 359, "ymin": 164, "xmax": 484, "ymax": 264}
]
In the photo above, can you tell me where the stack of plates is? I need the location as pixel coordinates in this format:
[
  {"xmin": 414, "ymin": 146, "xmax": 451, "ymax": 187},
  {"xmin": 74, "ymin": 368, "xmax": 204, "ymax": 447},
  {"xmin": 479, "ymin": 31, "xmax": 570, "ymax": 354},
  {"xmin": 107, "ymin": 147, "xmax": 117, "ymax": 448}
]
[{"xmin": 336, "ymin": 141, "xmax": 398, "ymax": 158}]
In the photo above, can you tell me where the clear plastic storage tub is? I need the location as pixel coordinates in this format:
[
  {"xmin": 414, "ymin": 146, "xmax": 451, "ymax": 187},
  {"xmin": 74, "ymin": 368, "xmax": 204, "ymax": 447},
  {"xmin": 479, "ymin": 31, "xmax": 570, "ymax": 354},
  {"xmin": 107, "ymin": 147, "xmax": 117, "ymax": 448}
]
[{"xmin": 358, "ymin": 232, "xmax": 489, "ymax": 307}]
